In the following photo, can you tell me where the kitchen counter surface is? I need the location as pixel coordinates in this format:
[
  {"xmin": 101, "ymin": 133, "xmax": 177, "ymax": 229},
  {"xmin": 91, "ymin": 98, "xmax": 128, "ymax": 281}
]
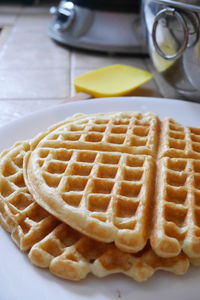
[{"xmin": 0, "ymin": 4, "xmax": 179, "ymax": 127}]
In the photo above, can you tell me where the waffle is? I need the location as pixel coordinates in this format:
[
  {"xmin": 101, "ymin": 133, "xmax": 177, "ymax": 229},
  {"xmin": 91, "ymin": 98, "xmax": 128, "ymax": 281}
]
[
  {"xmin": 29, "ymin": 224, "xmax": 189, "ymax": 282},
  {"xmin": 0, "ymin": 142, "xmax": 60, "ymax": 250},
  {"xmin": 29, "ymin": 112, "xmax": 159, "ymax": 157},
  {"xmin": 151, "ymin": 157, "xmax": 200, "ymax": 258},
  {"xmin": 0, "ymin": 141, "xmax": 189, "ymax": 282},
  {"xmin": 159, "ymin": 118, "xmax": 200, "ymax": 159},
  {"xmin": 150, "ymin": 118, "xmax": 200, "ymax": 258},
  {"xmin": 2, "ymin": 112, "xmax": 200, "ymax": 261},
  {"xmin": 25, "ymin": 112, "xmax": 158, "ymax": 252},
  {"xmin": 24, "ymin": 113, "xmax": 200, "ymax": 256}
]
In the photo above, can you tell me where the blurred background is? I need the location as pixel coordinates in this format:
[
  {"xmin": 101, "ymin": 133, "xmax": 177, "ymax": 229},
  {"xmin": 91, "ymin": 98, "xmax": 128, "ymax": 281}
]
[{"xmin": 0, "ymin": 0, "xmax": 176, "ymax": 126}]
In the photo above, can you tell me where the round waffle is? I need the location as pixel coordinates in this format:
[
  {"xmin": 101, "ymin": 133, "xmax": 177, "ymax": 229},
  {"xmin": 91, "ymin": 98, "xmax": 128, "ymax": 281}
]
[
  {"xmin": 24, "ymin": 113, "xmax": 200, "ymax": 258},
  {"xmin": 24, "ymin": 112, "xmax": 159, "ymax": 253}
]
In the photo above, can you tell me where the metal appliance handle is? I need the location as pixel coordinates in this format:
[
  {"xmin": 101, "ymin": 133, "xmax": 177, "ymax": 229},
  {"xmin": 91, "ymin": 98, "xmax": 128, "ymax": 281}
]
[
  {"xmin": 50, "ymin": 2, "xmax": 75, "ymax": 31},
  {"xmin": 152, "ymin": 7, "xmax": 189, "ymax": 60}
]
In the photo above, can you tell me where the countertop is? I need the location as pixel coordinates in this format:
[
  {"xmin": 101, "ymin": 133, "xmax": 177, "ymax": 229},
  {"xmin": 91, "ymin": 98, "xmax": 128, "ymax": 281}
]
[{"xmin": 0, "ymin": 4, "xmax": 179, "ymax": 127}]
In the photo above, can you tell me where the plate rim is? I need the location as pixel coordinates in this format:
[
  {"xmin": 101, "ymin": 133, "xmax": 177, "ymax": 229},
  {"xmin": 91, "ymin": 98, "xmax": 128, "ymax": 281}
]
[{"xmin": 1, "ymin": 96, "xmax": 200, "ymax": 132}]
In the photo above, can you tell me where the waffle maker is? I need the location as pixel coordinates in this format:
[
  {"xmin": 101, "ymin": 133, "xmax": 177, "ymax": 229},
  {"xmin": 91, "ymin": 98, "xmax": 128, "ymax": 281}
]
[{"xmin": 49, "ymin": 0, "xmax": 147, "ymax": 54}]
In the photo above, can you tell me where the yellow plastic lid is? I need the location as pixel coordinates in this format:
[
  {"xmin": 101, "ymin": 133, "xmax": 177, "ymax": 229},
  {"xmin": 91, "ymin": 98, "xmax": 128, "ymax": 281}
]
[{"xmin": 74, "ymin": 64, "xmax": 153, "ymax": 98}]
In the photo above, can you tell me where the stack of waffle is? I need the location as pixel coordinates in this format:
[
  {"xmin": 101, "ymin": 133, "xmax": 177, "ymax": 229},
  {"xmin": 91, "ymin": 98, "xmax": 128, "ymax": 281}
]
[{"xmin": 1, "ymin": 112, "xmax": 200, "ymax": 282}]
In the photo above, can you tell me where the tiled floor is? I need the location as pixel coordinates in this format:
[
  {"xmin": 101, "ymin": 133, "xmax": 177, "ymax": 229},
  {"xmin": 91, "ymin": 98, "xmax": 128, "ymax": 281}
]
[{"xmin": 0, "ymin": 4, "xmax": 177, "ymax": 127}]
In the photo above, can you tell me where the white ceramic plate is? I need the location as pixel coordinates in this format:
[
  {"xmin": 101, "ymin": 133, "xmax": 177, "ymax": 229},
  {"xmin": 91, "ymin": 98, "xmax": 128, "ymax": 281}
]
[{"xmin": 0, "ymin": 97, "xmax": 200, "ymax": 300}]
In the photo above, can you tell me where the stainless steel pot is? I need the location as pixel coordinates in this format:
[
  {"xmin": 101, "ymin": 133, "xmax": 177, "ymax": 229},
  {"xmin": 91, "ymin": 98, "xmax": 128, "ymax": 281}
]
[{"xmin": 143, "ymin": 0, "xmax": 200, "ymax": 101}]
